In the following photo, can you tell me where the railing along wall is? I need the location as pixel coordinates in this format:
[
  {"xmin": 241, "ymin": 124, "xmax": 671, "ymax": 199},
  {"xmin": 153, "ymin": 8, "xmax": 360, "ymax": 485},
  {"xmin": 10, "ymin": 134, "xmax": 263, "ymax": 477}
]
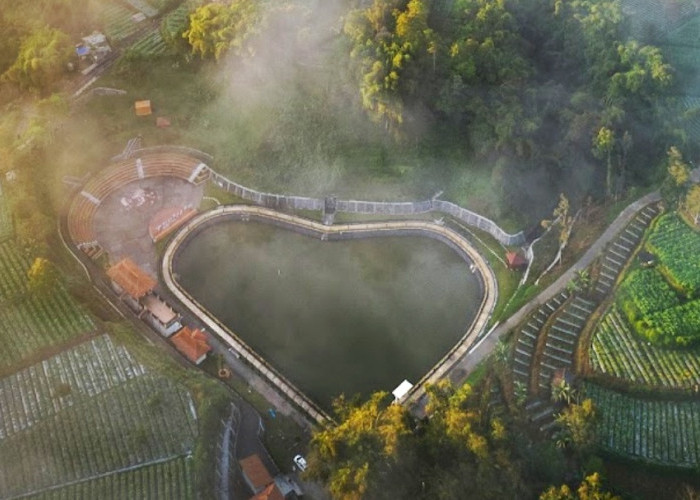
[
  {"xmin": 116, "ymin": 145, "xmax": 524, "ymax": 245},
  {"xmin": 206, "ymin": 169, "xmax": 525, "ymax": 246}
]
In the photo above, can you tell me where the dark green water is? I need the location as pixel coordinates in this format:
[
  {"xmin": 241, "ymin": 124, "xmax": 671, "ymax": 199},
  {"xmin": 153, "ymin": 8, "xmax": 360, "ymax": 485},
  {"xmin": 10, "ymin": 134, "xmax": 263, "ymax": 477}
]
[{"xmin": 174, "ymin": 220, "xmax": 482, "ymax": 407}]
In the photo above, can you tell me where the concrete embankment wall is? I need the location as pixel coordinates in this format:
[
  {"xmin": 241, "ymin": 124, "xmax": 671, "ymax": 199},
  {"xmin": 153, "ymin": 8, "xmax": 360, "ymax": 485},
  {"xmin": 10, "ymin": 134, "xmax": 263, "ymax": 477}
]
[{"xmin": 163, "ymin": 205, "xmax": 498, "ymax": 424}]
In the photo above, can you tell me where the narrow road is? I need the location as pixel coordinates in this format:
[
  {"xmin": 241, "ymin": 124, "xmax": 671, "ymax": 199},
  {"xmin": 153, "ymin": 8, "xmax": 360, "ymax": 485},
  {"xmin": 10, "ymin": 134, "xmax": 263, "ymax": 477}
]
[{"xmin": 445, "ymin": 191, "xmax": 662, "ymax": 385}]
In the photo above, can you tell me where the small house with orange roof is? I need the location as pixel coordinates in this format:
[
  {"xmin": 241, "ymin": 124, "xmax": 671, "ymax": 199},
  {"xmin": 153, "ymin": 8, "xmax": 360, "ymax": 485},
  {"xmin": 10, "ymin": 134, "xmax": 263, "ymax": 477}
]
[
  {"xmin": 171, "ymin": 326, "xmax": 211, "ymax": 365},
  {"xmin": 250, "ymin": 482, "xmax": 285, "ymax": 500},
  {"xmin": 106, "ymin": 258, "xmax": 157, "ymax": 312},
  {"xmin": 239, "ymin": 454, "xmax": 274, "ymax": 495},
  {"xmin": 134, "ymin": 100, "xmax": 152, "ymax": 116}
]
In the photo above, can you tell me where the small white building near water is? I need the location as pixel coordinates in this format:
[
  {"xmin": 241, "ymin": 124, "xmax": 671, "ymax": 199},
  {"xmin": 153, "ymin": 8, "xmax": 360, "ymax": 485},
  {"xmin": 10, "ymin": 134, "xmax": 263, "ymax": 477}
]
[{"xmin": 392, "ymin": 379, "xmax": 414, "ymax": 403}]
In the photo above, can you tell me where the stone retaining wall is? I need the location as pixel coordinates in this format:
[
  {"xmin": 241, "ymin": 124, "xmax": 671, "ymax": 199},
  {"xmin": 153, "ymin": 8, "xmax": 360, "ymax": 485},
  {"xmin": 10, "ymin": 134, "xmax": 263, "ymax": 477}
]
[{"xmin": 162, "ymin": 205, "xmax": 498, "ymax": 424}]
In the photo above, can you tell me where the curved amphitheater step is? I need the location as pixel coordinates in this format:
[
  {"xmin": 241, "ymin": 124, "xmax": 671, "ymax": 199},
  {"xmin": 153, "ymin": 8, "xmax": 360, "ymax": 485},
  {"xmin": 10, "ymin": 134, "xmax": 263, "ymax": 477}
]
[
  {"xmin": 67, "ymin": 150, "xmax": 208, "ymax": 254},
  {"xmin": 593, "ymin": 203, "xmax": 660, "ymax": 297},
  {"xmin": 534, "ymin": 295, "xmax": 597, "ymax": 393},
  {"xmin": 511, "ymin": 292, "xmax": 569, "ymax": 390}
]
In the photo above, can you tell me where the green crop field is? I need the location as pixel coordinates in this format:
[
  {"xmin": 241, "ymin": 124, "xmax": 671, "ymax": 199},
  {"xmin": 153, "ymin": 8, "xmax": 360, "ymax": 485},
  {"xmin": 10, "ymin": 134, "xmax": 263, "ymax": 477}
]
[
  {"xmin": 590, "ymin": 212, "xmax": 700, "ymax": 386},
  {"xmin": 25, "ymin": 456, "xmax": 194, "ymax": 499},
  {"xmin": 604, "ymin": 213, "xmax": 700, "ymax": 347},
  {"xmin": 0, "ymin": 240, "xmax": 96, "ymax": 368},
  {"xmin": 647, "ymin": 214, "xmax": 700, "ymax": 296},
  {"xmin": 0, "ymin": 335, "xmax": 198, "ymax": 498},
  {"xmin": 100, "ymin": 2, "xmax": 142, "ymax": 42},
  {"xmin": 618, "ymin": 268, "xmax": 680, "ymax": 319},
  {"xmin": 128, "ymin": 29, "xmax": 170, "ymax": 58},
  {"xmin": 585, "ymin": 383, "xmax": 700, "ymax": 468},
  {"xmin": 591, "ymin": 306, "xmax": 700, "ymax": 389},
  {"xmin": 160, "ymin": 3, "xmax": 190, "ymax": 49}
]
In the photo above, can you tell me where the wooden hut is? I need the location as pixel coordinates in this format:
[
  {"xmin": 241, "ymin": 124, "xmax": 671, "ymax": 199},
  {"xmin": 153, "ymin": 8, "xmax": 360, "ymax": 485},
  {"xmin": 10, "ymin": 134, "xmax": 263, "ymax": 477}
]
[{"xmin": 134, "ymin": 100, "xmax": 152, "ymax": 116}]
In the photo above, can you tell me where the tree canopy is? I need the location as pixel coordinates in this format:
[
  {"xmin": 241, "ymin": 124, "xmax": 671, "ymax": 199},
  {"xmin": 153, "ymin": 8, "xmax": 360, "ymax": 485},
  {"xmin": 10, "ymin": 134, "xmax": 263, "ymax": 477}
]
[
  {"xmin": 539, "ymin": 473, "xmax": 620, "ymax": 500},
  {"xmin": 183, "ymin": 0, "xmax": 262, "ymax": 60},
  {"xmin": 2, "ymin": 27, "xmax": 72, "ymax": 92},
  {"xmin": 306, "ymin": 381, "xmax": 526, "ymax": 499}
]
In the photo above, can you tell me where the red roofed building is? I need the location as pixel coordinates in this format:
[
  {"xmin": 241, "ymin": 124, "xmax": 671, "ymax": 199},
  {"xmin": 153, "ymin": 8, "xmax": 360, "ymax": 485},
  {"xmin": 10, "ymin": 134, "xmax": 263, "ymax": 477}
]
[
  {"xmin": 107, "ymin": 258, "xmax": 157, "ymax": 299},
  {"xmin": 239, "ymin": 454, "xmax": 274, "ymax": 495},
  {"xmin": 251, "ymin": 483, "xmax": 285, "ymax": 500},
  {"xmin": 171, "ymin": 326, "xmax": 211, "ymax": 365},
  {"xmin": 148, "ymin": 205, "xmax": 197, "ymax": 242},
  {"xmin": 505, "ymin": 251, "xmax": 527, "ymax": 270}
]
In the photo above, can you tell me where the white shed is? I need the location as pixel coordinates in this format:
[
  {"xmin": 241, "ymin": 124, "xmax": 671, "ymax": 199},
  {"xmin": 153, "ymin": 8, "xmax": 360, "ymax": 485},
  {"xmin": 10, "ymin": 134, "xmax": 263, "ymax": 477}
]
[{"xmin": 392, "ymin": 379, "xmax": 413, "ymax": 403}]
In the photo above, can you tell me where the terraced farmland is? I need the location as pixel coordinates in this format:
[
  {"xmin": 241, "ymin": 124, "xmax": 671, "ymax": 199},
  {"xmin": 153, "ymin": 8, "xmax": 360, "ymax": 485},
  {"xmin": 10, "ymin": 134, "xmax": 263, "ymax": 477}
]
[
  {"xmin": 0, "ymin": 335, "xmax": 146, "ymax": 440},
  {"xmin": 100, "ymin": 2, "xmax": 143, "ymax": 42},
  {"xmin": 0, "ymin": 240, "xmax": 95, "ymax": 368},
  {"xmin": 160, "ymin": 3, "xmax": 190, "ymax": 48},
  {"xmin": 591, "ymin": 306, "xmax": 700, "ymax": 389},
  {"xmin": 26, "ymin": 456, "xmax": 194, "ymax": 499},
  {"xmin": 647, "ymin": 213, "xmax": 700, "ymax": 296},
  {"xmin": 128, "ymin": 29, "xmax": 170, "ymax": 58},
  {"xmin": 585, "ymin": 383, "xmax": 700, "ymax": 468},
  {"xmin": 0, "ymin": 335, "xmax": 198, "ymax": 498}
]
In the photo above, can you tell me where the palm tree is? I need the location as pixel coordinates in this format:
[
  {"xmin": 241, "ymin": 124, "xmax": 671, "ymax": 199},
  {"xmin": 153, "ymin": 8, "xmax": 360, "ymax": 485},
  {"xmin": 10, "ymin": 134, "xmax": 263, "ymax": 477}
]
[{"xmin": 551, "ymin": 379, "xmax": 577, "ymax": 405}]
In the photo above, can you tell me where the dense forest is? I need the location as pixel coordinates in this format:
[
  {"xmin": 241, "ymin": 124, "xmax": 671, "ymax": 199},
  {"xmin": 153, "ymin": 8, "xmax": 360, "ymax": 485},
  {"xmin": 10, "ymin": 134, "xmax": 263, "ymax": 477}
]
[{"xmin": 0, "ymin": 0, "xmax": 696, "ymax": 229}]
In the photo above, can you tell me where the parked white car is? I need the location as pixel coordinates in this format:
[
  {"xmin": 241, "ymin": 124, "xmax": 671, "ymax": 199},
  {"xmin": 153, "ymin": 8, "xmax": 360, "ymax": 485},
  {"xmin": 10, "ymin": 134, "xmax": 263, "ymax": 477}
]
[{"xmin": 293, "ymin": 454, "xmax": 307, "ymax": 472}]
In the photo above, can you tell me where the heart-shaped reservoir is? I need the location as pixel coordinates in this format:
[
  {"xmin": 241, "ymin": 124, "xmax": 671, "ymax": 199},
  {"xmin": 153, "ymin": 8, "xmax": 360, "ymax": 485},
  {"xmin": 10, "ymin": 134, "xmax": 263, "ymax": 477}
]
[{"xmin": 173, "ymin": 219, "xmax": 482, "ymax": 408}]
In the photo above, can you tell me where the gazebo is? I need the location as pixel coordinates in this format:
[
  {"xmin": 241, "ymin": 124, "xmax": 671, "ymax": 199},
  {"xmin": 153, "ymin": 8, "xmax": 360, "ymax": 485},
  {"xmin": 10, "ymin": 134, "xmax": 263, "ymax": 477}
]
[{"xmin": 505, "ymin": 251, "xmax": 527, "ymax": 270}]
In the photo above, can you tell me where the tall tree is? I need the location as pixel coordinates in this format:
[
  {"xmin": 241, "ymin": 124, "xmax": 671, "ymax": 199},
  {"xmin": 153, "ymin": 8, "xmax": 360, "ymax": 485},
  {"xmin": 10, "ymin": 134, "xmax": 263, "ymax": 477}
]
[
  {"xmin": 607, "ymin": 41, "xmax": 672, "ymax": 103},
  {"xmin": 306, "ymin": 392, "xmax": 410, "ymax": 499},
  {"xmin": 551, "ymin": 379, "xmax": 578, "ymax": 405},
  {"xmin": 439, "ymin": 0, "xmax": 531, "ymax": 149},
  {"xmin": 27, "ymin": 257, "xmax": 59, "ymax": 295},
  {"xmin": 553, "ymin": 0, "xmax": 623, "ymax": 91},
  {"xmin": 592, "ymin": 126, "xmax": 615, "ymax": 198},
  {"xmin": 344, "ymin": 0, "xmax": 435, "ymax": 133},
  {"xmin": 2, "ymin": 27, "xmax": 72, "ymax": 92},
  {"xmin": 553, "ymin": 398, "xmax": 598, "ymax": 457},
  {"xmin": 661, "ymin": 146, "xmax": 691, "ymax": 208},
  {"xmin": 685, "ymin": 184, "xmax": 700, "ymax": 225},
  {"xmin": 183, "ymin": 0, "xmax": 262, "ymax": 60}
]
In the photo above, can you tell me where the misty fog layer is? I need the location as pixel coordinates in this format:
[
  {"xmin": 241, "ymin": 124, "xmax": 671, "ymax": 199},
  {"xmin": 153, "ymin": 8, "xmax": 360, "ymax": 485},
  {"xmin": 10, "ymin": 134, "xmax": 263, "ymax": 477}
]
[{"xmin": 174, "ymin": 220, "xmax": 480, "ymax": 406}]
